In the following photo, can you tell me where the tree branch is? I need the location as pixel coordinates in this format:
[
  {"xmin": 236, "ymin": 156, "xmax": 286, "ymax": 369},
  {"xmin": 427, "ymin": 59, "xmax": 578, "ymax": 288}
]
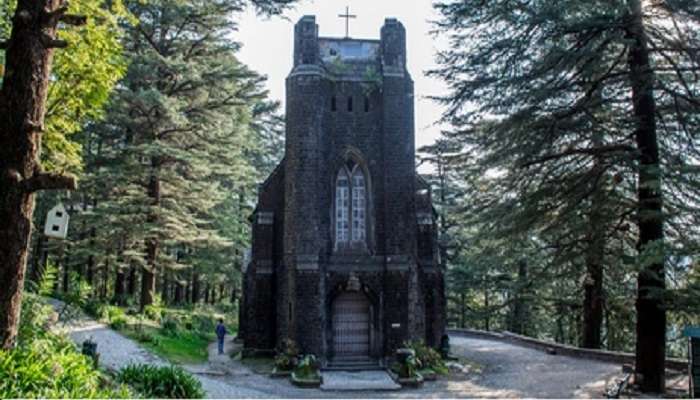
[
  {"xmin": 41, "ymin": 34, "xmax": 68, "ymax": 48},
  {"xmin": 23, "ymin": 172, "xmax": 77, "ymax": 193},
  {"xmin": 60, "ymin": 14, "xmax": 87, "ymax": 26},
  {"xmin": 519, "ymin": 145, "xmax": 636, "ymax": 169}
]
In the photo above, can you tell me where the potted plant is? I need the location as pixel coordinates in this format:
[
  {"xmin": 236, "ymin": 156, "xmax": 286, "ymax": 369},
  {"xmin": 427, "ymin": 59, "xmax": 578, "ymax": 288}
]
[
  {"xmin": 290, "ymin": 354, "xmax": 322, "ymax": 388},
  {"xmin": 391, "ymin": 348, "xmax": 424, "ymax": 388},
  {"xmin": 271, "ymin": 338, "xmax": 299, "ymax": 378}
]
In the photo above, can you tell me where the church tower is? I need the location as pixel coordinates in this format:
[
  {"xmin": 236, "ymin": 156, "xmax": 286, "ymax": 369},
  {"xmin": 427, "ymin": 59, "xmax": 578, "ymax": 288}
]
[{"xmin": 241, "ymin": 16, "xmax": 445, "ymax": 367}]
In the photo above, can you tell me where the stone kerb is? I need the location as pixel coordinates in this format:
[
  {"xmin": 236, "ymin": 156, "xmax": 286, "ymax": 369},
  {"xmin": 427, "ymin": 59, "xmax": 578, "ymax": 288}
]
[{"xmin": 448, "ymin": 328, "xmax": 687, "ymax": 371}]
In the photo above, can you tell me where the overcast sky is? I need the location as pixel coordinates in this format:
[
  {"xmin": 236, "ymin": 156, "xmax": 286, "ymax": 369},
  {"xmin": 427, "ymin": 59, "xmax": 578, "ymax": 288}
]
[{"xmin": 234, "ymin": 0, "xmax": 449, "ymax": 151}]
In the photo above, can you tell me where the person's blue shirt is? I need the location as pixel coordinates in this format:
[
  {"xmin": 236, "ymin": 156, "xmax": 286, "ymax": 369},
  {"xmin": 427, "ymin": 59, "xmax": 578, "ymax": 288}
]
[{"xmin": 216, "ymin": 323, "xmax": 227, "ymax": 339}]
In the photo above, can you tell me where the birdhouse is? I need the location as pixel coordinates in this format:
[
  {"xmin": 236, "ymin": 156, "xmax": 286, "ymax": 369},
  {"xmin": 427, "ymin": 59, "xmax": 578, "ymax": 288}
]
[{"xmin": 44, "ymin": 203, "xmax": 70, "ymax": 239}]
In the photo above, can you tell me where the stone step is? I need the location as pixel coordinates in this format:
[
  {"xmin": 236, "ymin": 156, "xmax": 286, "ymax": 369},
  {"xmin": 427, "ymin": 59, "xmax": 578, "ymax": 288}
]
[
  {"xmin": 325, "ymin": 357, "xmax": 383, "ymax": 371},
  {"xmin": 321, "ymin": 370, "xmax": 401, "ymax": 391}
]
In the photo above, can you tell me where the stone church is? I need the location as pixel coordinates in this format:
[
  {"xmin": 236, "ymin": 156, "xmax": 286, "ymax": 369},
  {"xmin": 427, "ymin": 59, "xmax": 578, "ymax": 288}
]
[{"xmin": 240, "ymin": 15, "xmax": 445, "ymax": 367}]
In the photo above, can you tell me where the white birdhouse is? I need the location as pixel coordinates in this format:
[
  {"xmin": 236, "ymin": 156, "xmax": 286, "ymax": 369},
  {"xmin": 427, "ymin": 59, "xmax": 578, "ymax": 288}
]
[{"xmin": 44, "ymin": 203, "xmax": 70, "ymax": 239}]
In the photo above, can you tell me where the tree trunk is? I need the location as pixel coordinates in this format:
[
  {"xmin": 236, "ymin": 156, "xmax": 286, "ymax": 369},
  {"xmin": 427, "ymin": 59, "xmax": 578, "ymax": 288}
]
[
  {"xmin": 0, "ymin": 0, "xmax": 80, "ymax": 349},
  {"xmin": 583, "ymin": 167, "xmax": 605, "ymax": 349},
  {"xmin": 28, "ymin": 233, "xmax": 47, "ymax": 286},
  {"xmin": 627, "ymin": 0, "xmax": 666, "ymax": 393},
  {"xmin": 510, "ymin": 259, "xmax": 529, "ymax": 335},
  {"xmin": 85, "ymin": 227, "xmax": 96, "ymax": 285},
  {"xmin": 141, "ymin": 159, "xmax": 160, "ymax": 310},
  {"xmin": 127, "ymin": 264, "xmax": 137, "ymax": 296},
  {"xmin": 174, "ymin": 282, "xmax": 184, "ymax": 304},
  {"xmin": 140, "ymin": 267, "xmax": 155, "ymax": 311},
  {"xmin": 460, "ymin": 292, "xmax": 466, "ymax": 329},
  {"xmin": 103, "ymin": 258, "xmax": 111, "ymax": 300},
  {"xmin": 483, "ymin": 279, "xmax": 490, "ymax": 331},
  {"xmin": 61, "ymin": 244, "xmax": 70, "ymax": 293},
  {"xmin": 114, "ymin": 269, "xmax": 126, "ymax": 306},
  {"xmin": 191, "ymin": 272, "xmax": 200, "ymax": 304},
  {"xmin": 161, "ymin": 273, "xmax": 169, "ymax": 305},
  {"xmin": 204, "ymin": 284, "xmax": 210, "ymax": 304}
]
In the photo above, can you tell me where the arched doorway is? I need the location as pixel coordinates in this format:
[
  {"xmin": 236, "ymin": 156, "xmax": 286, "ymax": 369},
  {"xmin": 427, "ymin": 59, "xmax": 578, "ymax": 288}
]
[{"xmin": 332, "ymin": 291, "xmax": 370, "ymax": 360}]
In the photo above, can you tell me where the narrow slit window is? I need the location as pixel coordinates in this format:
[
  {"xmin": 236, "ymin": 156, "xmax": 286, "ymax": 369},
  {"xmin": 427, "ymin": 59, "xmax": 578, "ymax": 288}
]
[
  {"xmin": 347, "ymin": 96, "xmax": 353, "ymax": 112},
  {"xmin": 331, "ymin": 96, "xmax": 337, "ymax": 112},
  {"xmin": 364, "ymin": 97, "xmax": 370, "ymax": 112}
]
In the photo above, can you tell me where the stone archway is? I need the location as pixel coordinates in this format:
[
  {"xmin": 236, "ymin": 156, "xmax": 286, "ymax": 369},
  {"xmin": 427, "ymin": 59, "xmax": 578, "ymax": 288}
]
[{"xmin": 331, "ymin": 291, "xmax": 371, "ymax": 360}]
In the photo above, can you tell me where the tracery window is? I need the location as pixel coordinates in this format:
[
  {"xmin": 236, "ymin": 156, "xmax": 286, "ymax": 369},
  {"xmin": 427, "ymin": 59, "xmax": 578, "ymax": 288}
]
[{"xmin": 335, "ymin": 163, "xmax": 367, "ymax": 247}]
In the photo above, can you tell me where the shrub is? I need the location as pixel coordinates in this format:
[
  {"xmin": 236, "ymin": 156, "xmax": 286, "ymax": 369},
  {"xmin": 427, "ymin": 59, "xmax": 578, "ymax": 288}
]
[
  {"xmin": 0, "ymin": 334, "xmax": 130, "ymax": 398},
  {"xmin": 161, "ymin": 318, "xmax": 179, "ymax": 337},
  {"xmin": 17, "ymin": 294, "xmax": 57, "ymax": 343},
  {"xmin": 404, "ymin": 340, "xmax": 448, "ymax": 375},
  {"xmin": 274, "ymin": 338, "xmax": 299, "ymax": 371},
  {"xmin": 191, "ymin": 313, "xmax": 214, "ymax": 333},
  {"xmin": 294, "ymin": 354, "xmax": 320, "ymax": 380},
  {"xmin": 144, "ymin": 305, "xmax": 162, "ymax": 322},
  {"xmin": 109, "ymin": 315, "xmax": 128, "ymax": 330},
  {"xmin": 134, "ymin": 331, "xmax": 160, "ymax": 346},
  {"xmin": 117, "ymin": 364, "xmax": 204, "ymax": 399},
  {"xmin": 83, "ymin": 299, "xmax": 106, "ymax": 319}
]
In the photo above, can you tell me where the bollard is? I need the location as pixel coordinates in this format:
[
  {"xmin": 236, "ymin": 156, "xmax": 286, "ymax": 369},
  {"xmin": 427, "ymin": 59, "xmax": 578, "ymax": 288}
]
[{"xmin": 82, "ymin": 338, "xmax": 99, "ymax": 368}]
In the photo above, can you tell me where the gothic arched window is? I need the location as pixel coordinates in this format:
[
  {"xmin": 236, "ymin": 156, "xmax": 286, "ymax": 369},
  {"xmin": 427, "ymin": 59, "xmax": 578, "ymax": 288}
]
[{"xmin": 335, "ymin": 163, "xmax": 368, "ymax": 248}]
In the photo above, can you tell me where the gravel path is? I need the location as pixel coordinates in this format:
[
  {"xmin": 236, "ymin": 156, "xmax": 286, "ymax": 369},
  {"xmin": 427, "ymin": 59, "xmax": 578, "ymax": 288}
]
[{"xmin": 51, "ymin": 300, "xmax": 619, "ymax": 398}]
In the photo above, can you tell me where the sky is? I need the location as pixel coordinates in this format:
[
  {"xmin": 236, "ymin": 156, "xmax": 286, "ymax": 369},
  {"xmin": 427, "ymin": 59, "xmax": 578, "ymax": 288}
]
[{"xmin": 234, "ymin": 0, "xmax": 449, "ymax": 151}]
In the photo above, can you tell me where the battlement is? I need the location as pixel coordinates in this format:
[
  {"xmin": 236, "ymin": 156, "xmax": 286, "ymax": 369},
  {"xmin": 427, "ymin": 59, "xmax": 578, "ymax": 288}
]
[{"xmin": 292, "ymin": 16, "xmax": 407, "ymax": 78}]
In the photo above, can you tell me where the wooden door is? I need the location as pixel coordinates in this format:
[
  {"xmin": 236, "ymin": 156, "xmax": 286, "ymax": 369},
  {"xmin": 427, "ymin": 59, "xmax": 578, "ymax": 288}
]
[{"xmin": 332, "ymin": 291, "xmax": 370, "ymax": 359}]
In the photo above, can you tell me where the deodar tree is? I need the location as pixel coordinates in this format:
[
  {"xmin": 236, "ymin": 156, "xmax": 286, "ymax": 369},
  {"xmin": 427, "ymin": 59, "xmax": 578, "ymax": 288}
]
[
  {"xmin": 432, "ymin": 0, "xmax": 699, "ymax": 393},
  {"xmin": 0, "ymin": 0, "xmax": 84, "ymax": 349}
]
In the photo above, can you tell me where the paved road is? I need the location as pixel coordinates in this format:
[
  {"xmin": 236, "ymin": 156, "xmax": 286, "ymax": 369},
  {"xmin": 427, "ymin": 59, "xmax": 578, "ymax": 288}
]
[
  {"xmin": 448, "ymin": 335, "xmax": 619, "ymax": 398},
  {"xmin": 52, "ymin": 301, "xmax": 619, "ymax": 398}
]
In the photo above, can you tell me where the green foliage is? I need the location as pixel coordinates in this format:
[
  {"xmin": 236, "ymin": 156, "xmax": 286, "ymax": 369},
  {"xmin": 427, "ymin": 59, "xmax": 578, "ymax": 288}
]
[
  {"xmin": 274, "ymin": 338, "xmax": 299, "ymax": 371},
  {"xmin": 30, "ymin": 262, "xmax": 59, "ymax": 297},
  {"xmin": 117, "ymin": 364, "xmax": 204, "ymax": 399},
  {"xmin": 395, "ymin": 350, "xmax": 421, "ymax": 379},
  {"xmin": 293, "ymin": 354, "xmax": 320, "ymax": 380},
  {"xmin": 404, "ymin": 340, "xmax": 448, "ymax": 375},
  {"xmin": 133, "ymin": 331, "xmax": 160, "ymax": 346},
  {"xmin": 0, "ymin": 336, "xmax": 131, "ymax": 398},
  {"xmin": 16, "ymin": 294, "xmax": 57, "ymax": 344},
  {"xmin": 109, "ymin": 315, "xmax": 128, "ymax": 330},
  {"xmin": 144, "ymin": 304, "xmax": 163, "ymax": 322},
  {"xmin": 83, "ymin": 298, "xmax": 107, "ymax": 319},
  {"xmin": 161, "ymin": 318, "xmax": 179, "ymax": 337},
  {"xmin": 428, "ymin": 0, "xmax": 700, "ymax": 359},
  {"xmin": 0, "ymin": 295, "xmax": 130, "ymax": 398},
  {"xmin": 0, "ymin": 0, "xmax": 131, "ymax": 173}
]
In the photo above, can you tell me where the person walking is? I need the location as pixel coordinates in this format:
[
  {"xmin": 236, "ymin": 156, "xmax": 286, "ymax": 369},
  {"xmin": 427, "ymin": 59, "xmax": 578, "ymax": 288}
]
[{"xmin": 215, "ymin": 318, "xmax": 227, "ymax": 355}]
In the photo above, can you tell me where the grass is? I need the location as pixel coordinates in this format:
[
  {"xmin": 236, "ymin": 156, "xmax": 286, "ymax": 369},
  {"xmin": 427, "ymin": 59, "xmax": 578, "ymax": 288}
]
[{"xmin": 121, "ymin": 325, "xmax": 213, "ymax": 364}]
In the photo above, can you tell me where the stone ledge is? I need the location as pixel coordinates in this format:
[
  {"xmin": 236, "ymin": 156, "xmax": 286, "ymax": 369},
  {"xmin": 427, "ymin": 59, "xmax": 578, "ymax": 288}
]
[{"xmin": 448, "ymin": 328, "xmax": 687, "ymax": 371}]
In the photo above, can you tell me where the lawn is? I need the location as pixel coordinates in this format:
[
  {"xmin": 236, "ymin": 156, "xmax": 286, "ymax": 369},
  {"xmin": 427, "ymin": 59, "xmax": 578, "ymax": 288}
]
[{"xmin": 121, "ymin": 325, "xmax": 213, "ymax": 364}]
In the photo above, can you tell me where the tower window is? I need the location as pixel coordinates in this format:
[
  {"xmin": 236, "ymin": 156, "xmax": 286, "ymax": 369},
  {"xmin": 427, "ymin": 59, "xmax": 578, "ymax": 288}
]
[
  {"xmin": 335, "ymin": 163, "xmax": 367, "ymax": 247},
  {"xmin": 347, "ymin": 96, "xmax": 353, "ymax": 112},
  {"xmin": 364, "ymin": 96, "xmax": 370, "ymax": 112},
  {"xmin": 331, "ymin": 96, "xmax": 337, "ymax": 112}
]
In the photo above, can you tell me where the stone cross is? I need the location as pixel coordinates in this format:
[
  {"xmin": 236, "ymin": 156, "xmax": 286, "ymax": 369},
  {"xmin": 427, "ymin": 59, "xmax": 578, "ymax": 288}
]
[{"xmin": 338, "ymin": 6, "xmax": 356, "ymax": 38}]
